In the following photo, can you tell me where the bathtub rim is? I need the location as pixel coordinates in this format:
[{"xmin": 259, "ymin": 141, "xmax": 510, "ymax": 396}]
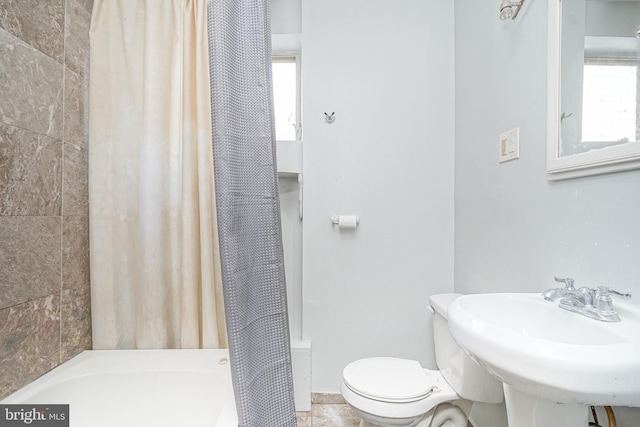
[{"xmin": 1, "ymin": 348, "xmax": 233, "ymax": 404}]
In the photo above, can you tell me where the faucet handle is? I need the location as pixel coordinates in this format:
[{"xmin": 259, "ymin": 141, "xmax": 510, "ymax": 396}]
[
  {"xmin": 597, "ymin": 286, "xmax": 632, "ymax": 300},
  {"xmin": 554, "ymin": 276, "xmax": 576, "ymax": 290},
  {"xmin": 595, "ymin": 286, "xmax": 632, "ymax": 312}
]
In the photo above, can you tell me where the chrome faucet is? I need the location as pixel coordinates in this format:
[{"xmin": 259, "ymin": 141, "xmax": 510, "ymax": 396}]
[
  {"xmin": 543, "ymin": 277, "xmax": 632, "ymax": 322},
  {"xmin": 561, "ymin": 286, "xmax": 596, "ymax": 306}
]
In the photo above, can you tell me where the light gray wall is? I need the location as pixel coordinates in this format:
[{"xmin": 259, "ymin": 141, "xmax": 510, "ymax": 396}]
[
  {"xmin": 279, "ymin": 176, "xmax": 303, "ymax": 341},
  {"xmin": 302, "ymin": 0, "xmax": 455, "ymax": 392},
  {"xmin": 454, "ymin": 0, "xmax": 640, "ymax": 424},
  {"xmin": 586, "ymin": 0, "xmax": 640, "ymax": 37},
  {"xmin": 271, "ymin": 0, "xmax": 301, "ymax": 34},
  {"xmin": 455, "ymin": 0, "xmax": 640, "ymax": 295}
]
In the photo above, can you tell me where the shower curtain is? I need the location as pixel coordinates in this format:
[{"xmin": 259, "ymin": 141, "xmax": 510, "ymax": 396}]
[
  {"xmin": 207, "ymin": 0, "xmax": 297, "ymax": 425},
  {"xmin": 89, "ymin": 0, "xmax": 227, "ymax": 349}
]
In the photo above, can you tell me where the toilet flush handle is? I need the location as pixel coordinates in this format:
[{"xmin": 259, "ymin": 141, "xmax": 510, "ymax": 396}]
[{"xmin": 427, "ymin": 305, "xmax": 435, "ymax": 315}]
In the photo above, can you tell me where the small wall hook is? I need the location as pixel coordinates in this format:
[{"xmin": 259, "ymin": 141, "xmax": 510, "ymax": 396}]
[{"xmin": 324, "ymin": 112, "xmax": 335, "ymax": 124}]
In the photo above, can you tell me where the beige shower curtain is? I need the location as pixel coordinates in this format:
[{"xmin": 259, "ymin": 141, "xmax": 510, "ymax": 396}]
[{"xmin": 89, "ymin": 0, "xmax": 226, "ymax": 349}]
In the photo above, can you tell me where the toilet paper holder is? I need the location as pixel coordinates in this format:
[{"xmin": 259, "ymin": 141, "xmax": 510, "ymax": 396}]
[{"xmin": 331, "ymin": 215, "xmax": 360, "ymax": 229}]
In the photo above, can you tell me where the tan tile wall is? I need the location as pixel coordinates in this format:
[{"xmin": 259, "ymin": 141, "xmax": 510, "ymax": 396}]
[{"xmin": 0, "ymin": 0, "xmax": 93, "ymax": 399}]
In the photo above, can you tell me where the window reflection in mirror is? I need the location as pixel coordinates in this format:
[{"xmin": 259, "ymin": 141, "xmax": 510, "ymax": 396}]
[
  {"xmin": 582, "ymin": 60, "xmax": 637, "ymax": 145},
  {"xmin": 560, "ymin": 0, "xmax": 640, "ymax": 157}
]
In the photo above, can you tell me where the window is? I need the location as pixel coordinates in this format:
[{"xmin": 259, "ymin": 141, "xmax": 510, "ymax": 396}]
[{"xmin": 272, "ymin": 56, "xmax": 301, "ymax": 141}]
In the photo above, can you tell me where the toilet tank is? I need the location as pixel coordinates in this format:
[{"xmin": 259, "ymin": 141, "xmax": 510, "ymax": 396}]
[{"xmin": 429, "ymin": 294, "xmax": 503, "ymax": 404}]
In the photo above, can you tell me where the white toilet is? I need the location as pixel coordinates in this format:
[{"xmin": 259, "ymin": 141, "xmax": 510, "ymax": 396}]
[{"xmin": 341, "ymin": 294, "xmax": 504, "ymax": 427}]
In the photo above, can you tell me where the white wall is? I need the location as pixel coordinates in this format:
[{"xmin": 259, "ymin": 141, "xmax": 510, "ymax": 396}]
[
  {"xmin": 279, "ymin": 176, "xmax": 303, "ymax": 340},
  {"xmin": 586, "ymin": 0, "xmax": 640, "ymax": 37},
  {"xmin": 302, "ymin": 0, "xmax": 455, "ymax": 392},
  {"xmin": 454, "ymin": 0, "xmax": 640, "ymax": 295},
  {"xmin": 454, "ymin": 0, "xmax": 640, "ymax": 424},
  {"xmin": 271, "ymin": 0, "xmax": 301, "ymax": 34}
]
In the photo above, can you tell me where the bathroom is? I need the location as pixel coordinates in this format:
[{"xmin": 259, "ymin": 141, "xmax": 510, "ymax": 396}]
[{"xmin": 1, "ymin": 0, "xmax": 640, "ymax": 426}]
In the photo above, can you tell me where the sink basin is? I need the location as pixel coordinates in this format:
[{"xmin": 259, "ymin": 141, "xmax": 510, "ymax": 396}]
[{"xmin": 447, "ymin": 293, "xmax": 640, "ymax": 407}]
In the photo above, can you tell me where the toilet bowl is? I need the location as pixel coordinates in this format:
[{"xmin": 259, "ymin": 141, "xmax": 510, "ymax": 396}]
[
  {"xmin": 341, "ymin": 358, "xmax": 462, "ymax": 427},
  {"xmin": 341, "ymin": 294, "xmax": 503, "ymax": 427}
]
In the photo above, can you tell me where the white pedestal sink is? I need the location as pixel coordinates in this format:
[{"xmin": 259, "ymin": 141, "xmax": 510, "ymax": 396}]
[{"xmin": 447, "ymin": 293, "xmax": 640, "ymax": 427}]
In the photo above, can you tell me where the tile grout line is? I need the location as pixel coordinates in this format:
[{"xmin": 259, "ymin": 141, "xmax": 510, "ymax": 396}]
[
  {"xmin": 59, "ymin": 0, "xmax": 68, "ymax": 365},
  {"xmin": 0, "ymin": 26, "xmax": 64, "ymax": 68}
]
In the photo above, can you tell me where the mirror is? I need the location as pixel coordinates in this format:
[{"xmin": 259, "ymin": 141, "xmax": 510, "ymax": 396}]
[{"xmin": 547, "ymin": 0, "xmax": 640, "ymax": 180}]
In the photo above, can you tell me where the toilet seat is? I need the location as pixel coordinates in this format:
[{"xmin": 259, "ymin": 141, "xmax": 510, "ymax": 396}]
[
  {"xmin": 343, "ymin": 357, "xmax": 436, "ymax": 403},
  {"xmin": 341, "ymin": 359, "xmax": 460, "ymax": 420}
]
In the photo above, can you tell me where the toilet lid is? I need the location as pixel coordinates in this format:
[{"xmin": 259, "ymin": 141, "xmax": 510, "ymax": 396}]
[{"xmin": 342, "ymin": 357, "xmax": 435, "ymax": 403}]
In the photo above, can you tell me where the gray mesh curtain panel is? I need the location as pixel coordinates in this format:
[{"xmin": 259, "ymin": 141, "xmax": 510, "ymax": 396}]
[{"xmin": 206, "ymin": 0, "xmax": 297, "ymax": 426}]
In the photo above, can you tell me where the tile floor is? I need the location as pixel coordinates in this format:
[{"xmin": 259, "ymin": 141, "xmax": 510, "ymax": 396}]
[
  {"xmin": 296, "ymin": 394, "xmax": 361, "ymax": 426},
  {"xmin": 296, "ymin": 403, "xmax": 361, "ymax": 427},
  {"xmin": 295, "ymin": 403, "xmax": 475, "ymax": 427}
]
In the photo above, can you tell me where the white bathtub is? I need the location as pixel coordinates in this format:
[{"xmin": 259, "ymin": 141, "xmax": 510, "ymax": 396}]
[{"xmin": 1, "ymin": 349, "xmax": 238, "ymax": 427}]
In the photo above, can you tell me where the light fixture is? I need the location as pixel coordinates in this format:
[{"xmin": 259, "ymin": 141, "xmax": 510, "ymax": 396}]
[{"xmin": 499, "ymin": 0, "xmax": 526, "ymax": 20}]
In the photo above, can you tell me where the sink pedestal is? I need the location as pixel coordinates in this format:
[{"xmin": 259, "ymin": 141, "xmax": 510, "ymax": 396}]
[{"xmin": 504, "ymin": 385, "xmax": 587, "ymax": 427}]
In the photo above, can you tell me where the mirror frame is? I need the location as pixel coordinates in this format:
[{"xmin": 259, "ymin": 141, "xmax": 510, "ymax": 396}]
[{"xmin": 547, "ymin": 0, "xmax": 640, "ymax": 181}]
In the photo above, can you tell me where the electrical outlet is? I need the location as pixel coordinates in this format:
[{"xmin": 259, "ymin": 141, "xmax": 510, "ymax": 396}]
[{"xmin": 499, "ymin": 127, "xmax": 520, "ymax": 163}]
